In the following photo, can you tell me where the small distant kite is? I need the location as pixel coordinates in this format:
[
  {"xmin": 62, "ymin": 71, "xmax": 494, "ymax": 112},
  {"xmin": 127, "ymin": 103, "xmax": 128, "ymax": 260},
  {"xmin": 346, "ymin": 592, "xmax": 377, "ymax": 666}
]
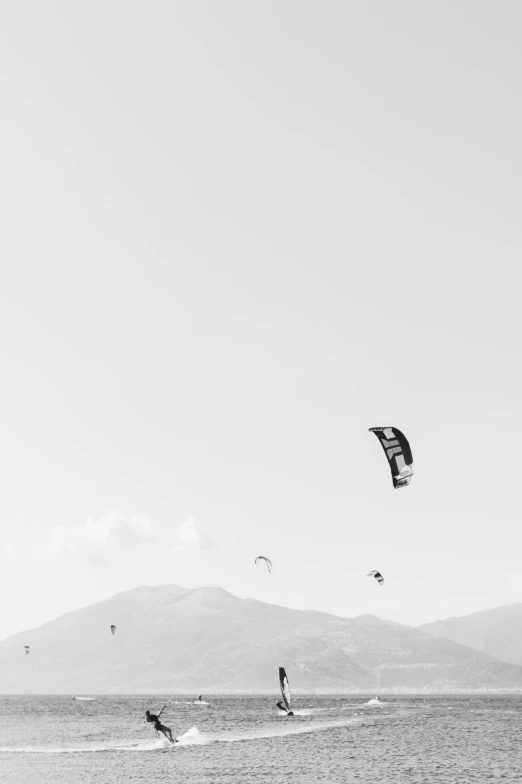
[
  {"xmin": 110, "ymin": 625, "xmax": 116, "ymax": 635},
  {"xmin": 24, "ymin": 646, "xmax": 30, "ymax": 655},
  {"xmin": 367, "ymin": 570, "xmax": 384, "ymax": 586},
  {"xmin": 369, "ymin": 427, "xmax": 413, "ymax": 489},
  {"xmin": 255, "ymin": 556, "xmax": 273, "ymax": 573}
]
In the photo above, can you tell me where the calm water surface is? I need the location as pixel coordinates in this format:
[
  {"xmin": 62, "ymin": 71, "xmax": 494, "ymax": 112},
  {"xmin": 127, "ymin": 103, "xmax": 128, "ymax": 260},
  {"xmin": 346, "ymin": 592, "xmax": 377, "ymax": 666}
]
[{"xmin": 0, "ymin": 695, "xmax": 520, "ymax": 783}]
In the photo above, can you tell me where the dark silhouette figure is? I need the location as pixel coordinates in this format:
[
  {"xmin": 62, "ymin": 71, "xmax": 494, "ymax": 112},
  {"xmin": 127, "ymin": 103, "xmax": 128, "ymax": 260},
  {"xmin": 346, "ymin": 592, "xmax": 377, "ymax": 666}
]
[{"xmin": 145, "ymin": 707, "xmax": 174, "ymax": 743}]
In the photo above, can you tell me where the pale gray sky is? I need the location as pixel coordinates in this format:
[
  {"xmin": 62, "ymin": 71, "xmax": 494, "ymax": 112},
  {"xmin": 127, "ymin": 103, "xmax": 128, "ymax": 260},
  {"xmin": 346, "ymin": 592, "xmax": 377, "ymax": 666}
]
[{"xmin": 1, "ymin": 1, "xmax": 521, "ymax": 640}]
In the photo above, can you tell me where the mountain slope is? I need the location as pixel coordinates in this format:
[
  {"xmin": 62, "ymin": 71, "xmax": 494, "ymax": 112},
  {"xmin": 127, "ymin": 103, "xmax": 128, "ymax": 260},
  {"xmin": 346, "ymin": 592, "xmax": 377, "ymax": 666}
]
[
  {"xmin": 419, "ymin": 604, "xmax": 522, "ymax": 665},
  {"xmin": 2, "ymin": 585, "xmax": 522, "ymax": 693}
]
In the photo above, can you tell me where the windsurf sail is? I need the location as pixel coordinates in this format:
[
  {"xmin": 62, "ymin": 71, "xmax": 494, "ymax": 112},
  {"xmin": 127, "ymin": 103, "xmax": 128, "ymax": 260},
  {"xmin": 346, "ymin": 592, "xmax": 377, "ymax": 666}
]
[
  {"xmin": 110, "ymin": 625, "xmax": 116, "ymax": 635},
  {"xmin": 279, "ymin": 667, "xmax": 291, "ymax": 712}
]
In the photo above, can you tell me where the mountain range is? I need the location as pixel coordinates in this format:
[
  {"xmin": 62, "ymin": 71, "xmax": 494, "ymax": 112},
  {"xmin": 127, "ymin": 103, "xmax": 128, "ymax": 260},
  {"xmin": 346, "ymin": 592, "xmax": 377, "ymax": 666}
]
[
  {"xmin": 419, "ymin": 603, "xmax": 522, "ymax": 666},
  {"xmin": 1, "ymin": 584, "xmax": 522, "ymax": 693}
]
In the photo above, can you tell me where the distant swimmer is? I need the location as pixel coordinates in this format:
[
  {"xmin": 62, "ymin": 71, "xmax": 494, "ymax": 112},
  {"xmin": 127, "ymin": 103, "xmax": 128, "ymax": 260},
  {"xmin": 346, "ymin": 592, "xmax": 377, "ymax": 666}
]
[
  {"xmin": 276, "ymin": 700, "xmax": 294, "ymax": 717},
  {"xmin": 145, "ymin": 707, "xmax": 174, "ymax": 743}
]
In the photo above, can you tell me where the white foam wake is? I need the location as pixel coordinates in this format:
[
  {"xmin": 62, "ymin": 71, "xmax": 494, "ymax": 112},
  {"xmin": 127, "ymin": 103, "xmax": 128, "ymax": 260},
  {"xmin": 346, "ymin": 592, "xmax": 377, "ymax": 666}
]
[
  {"xmin": 0, "ymin": 716, "xmax": 368, "ymax": 755},
  {"xmin": 207, "ymin": 716, "xmax": 361, "ymax": 744},
  {"xmin": 0, "ymin": 727, "xmax": 203, "ymax": 754}
]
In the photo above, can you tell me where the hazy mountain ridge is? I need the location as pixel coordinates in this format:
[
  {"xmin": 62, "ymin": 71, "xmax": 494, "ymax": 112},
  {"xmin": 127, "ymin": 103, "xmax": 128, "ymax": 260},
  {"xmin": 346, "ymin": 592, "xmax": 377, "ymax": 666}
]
[
  {"xmin": 419, "ymin": 603, "xmax": 522, "ymax": 666},
  {"xmin": 2, "ymin": 585, "xmax": 522, "ymax": 693}
]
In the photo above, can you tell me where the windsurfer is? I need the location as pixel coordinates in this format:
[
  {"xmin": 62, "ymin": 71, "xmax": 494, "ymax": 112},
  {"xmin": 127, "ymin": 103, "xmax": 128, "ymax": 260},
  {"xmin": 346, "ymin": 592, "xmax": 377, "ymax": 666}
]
[
  {"xmin": 278, "ymin": 667, "xmax": 294, "ymax": 715},
  {"xmin": 276, "ymin": 700, "xmax": 294, "ymax": 716}
]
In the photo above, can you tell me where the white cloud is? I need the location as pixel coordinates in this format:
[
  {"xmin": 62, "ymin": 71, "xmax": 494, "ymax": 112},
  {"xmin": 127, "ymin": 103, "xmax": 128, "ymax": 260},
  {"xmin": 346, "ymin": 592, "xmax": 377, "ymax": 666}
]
[
  {"xmin": 40, "ymin": 511, "xmax": 216, "ymax": 568},
  {"xmin": 41, "ymin": 510, "xmax": 156, "ymax": 566},
  {"xmin": 174, "ymin": 517, "xmax": 215, "ymax": 551}
]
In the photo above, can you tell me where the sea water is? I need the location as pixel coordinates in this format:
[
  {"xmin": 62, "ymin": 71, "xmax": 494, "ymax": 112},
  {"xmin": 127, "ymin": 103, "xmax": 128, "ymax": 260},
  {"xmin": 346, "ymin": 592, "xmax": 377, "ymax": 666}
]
[{"xmin": 0, "ymin": 695, "xmax": 520, "ymax": 783}]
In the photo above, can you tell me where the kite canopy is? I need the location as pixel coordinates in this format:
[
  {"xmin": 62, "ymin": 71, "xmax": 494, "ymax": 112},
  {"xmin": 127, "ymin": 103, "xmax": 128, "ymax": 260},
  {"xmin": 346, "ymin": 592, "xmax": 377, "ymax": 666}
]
[
  {"xmin": 367, "ymin": 570, "xmax": 384, "ymax": 586},
  {"xmin": 110, "ymin": 625, "xmax": 116, "ymax": 635},
  {"xmin": 369, "ymin": 427, "xmax": 413, "ymax": 489},
  {"xmin": 255, "ymin": 556, "xmax": 273, "ymax": 573}
]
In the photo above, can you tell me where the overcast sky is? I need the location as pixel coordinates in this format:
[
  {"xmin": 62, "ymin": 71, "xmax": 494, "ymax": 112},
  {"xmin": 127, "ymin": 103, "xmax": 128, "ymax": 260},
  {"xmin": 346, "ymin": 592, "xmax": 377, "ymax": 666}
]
[{"xmin": 1, "ymin": 1, "xmax": 521, "ymax": 641}]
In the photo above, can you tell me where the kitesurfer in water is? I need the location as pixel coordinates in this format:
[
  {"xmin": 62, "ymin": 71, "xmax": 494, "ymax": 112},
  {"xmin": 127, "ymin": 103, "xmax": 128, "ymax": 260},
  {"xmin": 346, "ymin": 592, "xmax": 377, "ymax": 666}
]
[
  {"xmin": 276, "ymin": 700, "xmax": 294, "ymax": 716},
  {"xmin": 145, "ymin": 707, "xmax": 174, "ymax": 743}
]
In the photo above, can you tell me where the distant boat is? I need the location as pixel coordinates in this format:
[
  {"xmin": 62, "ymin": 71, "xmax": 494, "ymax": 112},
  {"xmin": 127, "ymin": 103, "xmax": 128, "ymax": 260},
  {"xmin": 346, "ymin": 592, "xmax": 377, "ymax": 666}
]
[{"xmin": 72, "ymin": 696, "xmax": 96, "ymax": 701}]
